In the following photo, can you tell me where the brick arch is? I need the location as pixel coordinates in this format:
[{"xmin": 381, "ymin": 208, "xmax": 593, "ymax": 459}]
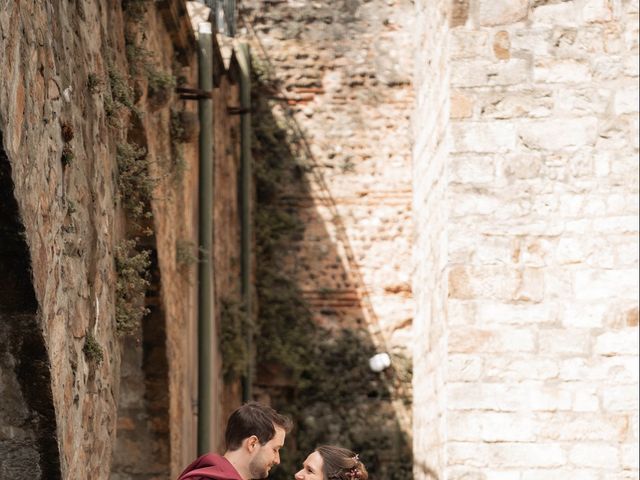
[{"xmin": 0, "ymin": 131, "xmax": 61, "ymax": 479}]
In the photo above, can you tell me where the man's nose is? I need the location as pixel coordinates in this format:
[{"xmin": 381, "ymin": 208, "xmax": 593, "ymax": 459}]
[
  {"xmin": 294, "ymin": 470, "xmax": 303, "ymax": 480},
  {"xmin": 274, "ymin": 451, "xmax": 280, "ymax": 465}
]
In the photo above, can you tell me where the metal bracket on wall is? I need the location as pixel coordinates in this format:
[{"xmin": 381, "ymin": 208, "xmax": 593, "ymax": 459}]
[
  {"xmin": 227, "ymin": 106, "xmax": 252, "ymax": 115},
  {"xmin": 176, "ymin": 87, "xmax": 213, "ymax": 100}
]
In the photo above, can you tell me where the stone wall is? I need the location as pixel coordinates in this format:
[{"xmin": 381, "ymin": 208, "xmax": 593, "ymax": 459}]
[
  {"xmin": 412, "ymin": 0, "xmax": 451, "ymax": 478},
  {"xmin": 0, "ymin": 1, "xmax": 239, "ymax": 478},
  {"xmin": 0, "ymin": 2, "xmax": 128, "ymax": 477},
  {"xmin": 412, "ymin": 0, "xmax": 640, "ymax": 478}
]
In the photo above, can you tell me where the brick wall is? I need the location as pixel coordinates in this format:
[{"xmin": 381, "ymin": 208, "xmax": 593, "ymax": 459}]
[
  {"xmin": 0, "ymin": 1, "xmax": 238, "ymax": 478},
  {"xmin": 412, "ymin": 0, "xmax": 639, "ymax": 478},
  {"xmin": 242, "ymin": 0, "xmax": 415, "ymax": 358},
  {"xmin": 241, "ymin": 0, "xmax": 416, "ymax": 475}
]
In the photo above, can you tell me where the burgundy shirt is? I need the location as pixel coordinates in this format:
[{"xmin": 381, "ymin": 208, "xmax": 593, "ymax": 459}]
[{"xmin": 177, "ymin": 454, "xmax": 243, "ymax": 480}]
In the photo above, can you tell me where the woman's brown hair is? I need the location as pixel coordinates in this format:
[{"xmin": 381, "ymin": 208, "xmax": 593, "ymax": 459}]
[{"xmin": 316, "ymin": 445, "xmax": 368, "ymax": 480}]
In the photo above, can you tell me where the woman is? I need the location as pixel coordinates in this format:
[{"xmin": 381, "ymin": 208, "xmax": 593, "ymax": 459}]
[{"xmin": 294, "ymin": 445, "xmax": 368, "ymax": 480}]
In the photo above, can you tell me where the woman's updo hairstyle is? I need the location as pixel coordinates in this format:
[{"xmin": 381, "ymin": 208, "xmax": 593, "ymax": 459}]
[{"xmin": 316, "ymin": 445, "xmax": 369, "ymax": 480}]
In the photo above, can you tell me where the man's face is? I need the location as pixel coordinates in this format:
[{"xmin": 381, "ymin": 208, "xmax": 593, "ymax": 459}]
[{"xmin": 248, "ymin": 426, "xmax": 286, "ymax": 479}]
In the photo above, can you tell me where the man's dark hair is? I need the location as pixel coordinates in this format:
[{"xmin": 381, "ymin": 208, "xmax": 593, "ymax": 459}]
[{"xmin": 225, "ymin": 402, "xmax": 293, "ymax": 451}]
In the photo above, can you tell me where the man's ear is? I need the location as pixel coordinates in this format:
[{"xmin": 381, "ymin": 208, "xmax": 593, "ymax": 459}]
[{"xmin": 245, "ymin": 435, "xmax": 259, "ymax": 453}]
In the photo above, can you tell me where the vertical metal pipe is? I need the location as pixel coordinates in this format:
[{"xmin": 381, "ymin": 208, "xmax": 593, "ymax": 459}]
[
  {"xmin": 197, "ymin": 21, "xmax": 214, "ymax": 455},
  {"xmin": 237, "ymin": 43, "xmax": 253, "ymax": 402}
]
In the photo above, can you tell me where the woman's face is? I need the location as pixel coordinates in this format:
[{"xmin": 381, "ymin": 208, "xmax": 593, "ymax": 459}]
[{"xmin": 294, "ymin": 451, "xmax": 324, "ymax": 480}]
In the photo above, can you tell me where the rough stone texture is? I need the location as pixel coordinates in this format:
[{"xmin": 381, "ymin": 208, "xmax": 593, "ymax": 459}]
[
  {"xmin": 242, "ymin": 0, "xmax": 414, "ymax": 396},
  {"xmin": 243, "ymin": 0, "xmax": 414, "ymax": 352},
  {"xmin": 0, "ymin": 144, "xmax": 60, "ymax": 479},
  {"xmin": 0, "ymin": 1, "xmax": 235, "ymax": 478},
  {"xmin": 0, "ymin": 2, "xmax": 126, "ymax": 477},
  {"xmin": 413, "ymin": 0, "xmax": 639, "ymax": 478},
  {"xmin": 412, "ymin": 1, "xmax": 451, "ymax": 478},
  {"xmin": 239, "ymin": 0, "xmax": 415, "ymax": 476}
]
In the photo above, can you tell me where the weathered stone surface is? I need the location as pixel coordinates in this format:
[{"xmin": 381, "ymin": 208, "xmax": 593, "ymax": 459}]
[
  {"xmin": 477, "ymin": 0, "xmax": 529, "ymax": 26},
  {"xmin": 414, "ymin": 0, "xmax": 639, "ymax": 478},
  {"xmin": 0, "ymin": 2, "xmax": 221, "ymax": 479}
]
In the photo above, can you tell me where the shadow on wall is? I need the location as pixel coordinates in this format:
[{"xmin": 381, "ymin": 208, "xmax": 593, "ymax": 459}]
[
  {"xmin": 415, "ymin": 461, "xmax": 441, "ymax": 480},
  {"xmin": 250, "ymin": 64, "xmax": 413, "ymax": 479},
  {"xmin": 0, "ymin": 131, "xmax": 61, "ymax": 479},
  {"xmin": 110, "ymin": 110, "xmax": 171, "ymax": 479}
]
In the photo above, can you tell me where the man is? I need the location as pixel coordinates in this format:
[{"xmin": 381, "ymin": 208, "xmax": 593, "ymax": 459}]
[{"xmin": 178, "ymin": 402, "xmax": 293, "ymax": 480}]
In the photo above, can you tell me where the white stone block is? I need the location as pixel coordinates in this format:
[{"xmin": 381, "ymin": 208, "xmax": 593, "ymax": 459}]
[
  {"xmin": 614, "ymin": 86, "xmax": 640, "ymax": 115},
  {"xmin": 534, "ymin": 59, "xmax": 592, "ymax": 83},
  {"xmin": 602, "ymin": 385, "xmax": 640, "ymax": 411},
  {"xmin": 522, "ymin": 470, "xmax": 600, "ymax": 480},
  {"xmin": 536, "ymin": 411, "xmax": 629, "ymax": 441},
  {"xmin": 621, "ymin": 443, "xmax": 640, "ymax": 470},
  {"xmin": 450, "ymin": 155, "xmax": 496, "ymax": 184},
  {"xmin": 447, "ymin": 382, "xmax": 572, "ymax": 411},
  {"xmin": 593, "ymin": 216, "xmax": 639, "ymax": 234},
  {"xmin": 450, "ymin": 190, "xmax": 503, "ymax": 217},
  {"xmin": 484, "ymin": 356, "xmax": 559, "ymax": 381},
  {"xmin": 451, "ymin": 30, "xmax": 491, "ymax": 59},
  {"xmin": 562, "ymin": 303, "xmax": 607, "ymax": 327},
  {"xmin": 569, "ymin": 443, "xmax": 620, "ymax": 468},
  {"xmin": 516, "ymin": 267, "xmax": 545, "ymax": 302},
  {"xmin": 555, "ymin": 87, "xmax": 609, "ymax": 116},
  {"xmin": 485, "ymin": 471, "xmax": 521, "ymax": 480},
  {"xmin": 449, "ymin": 326, "xmax": 536, "ymax": 353},
  {"xmin": 593, "ymin": 55, "xmax": 625, "ymax": 80},
  {"xmin": 518, "ymin": 118, "xmax": 597, "ymax": 151},
  {"xmin": 532, "ymin": 2, "xmax": 580, "ymax": 26},
  {"xmin": 539, "ymin": 329, "xmax": 591, "ymax": 355},
  {"xmin": 572, "ymin": 389, "xmax": 600, "ymax": 412},
  {"xmin": 450, "ymin": 442, "xmax": 567, "ymax": 468},
  {"xmin": 476, "ymin": 302, "xmax": 557, "ymax": 325},
  {"xmin": 538, "ymin": 329, "xmax": 590, "ymax": 355},
  {"xmin": 452, "ymin": 58, "xmax": 530, "ymax": 87},
  {"xmin": 623, "ymin": 54, "xmax": 639, "ymax": 76},
  {"xmin": 477, "ymin": 0, "xmax": 529, "ymax": 26},
  {"xmin": 448, "ymin": 411, "xmax": 536, "ymax": 442},
  {"xmin": 574, "ymin": 268, "xmax": 639, "ymax": 300},
  {"xmin": 583, "ymin": 0, "xmax": 615, "ymax": 22},
  {"xmin": 595, "ymin": 330, "xmax": 639, "ymax": 356},
  {"xmin": 451, "ymin": 121, "xmax": 517, "ymax": 154},
  {"xmin": 559, "ymin": 356, "xmax": 639, "ymax": 384},
  {"xmin": 448, "ymin": 354, "xmax": 483, "ymax": 381},
  {"xmin": 511, "ymin": 28, "xmax": 554, "ymax": 57}
]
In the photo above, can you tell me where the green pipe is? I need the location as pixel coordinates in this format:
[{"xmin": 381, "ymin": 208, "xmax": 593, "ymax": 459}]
[
  {"xmin": 237, "ymin": 43, "xmax": 253, "ymax": 403},
  {"xmin": 197, "ymin": 21, "xmax": 214, "ymax": 456}
]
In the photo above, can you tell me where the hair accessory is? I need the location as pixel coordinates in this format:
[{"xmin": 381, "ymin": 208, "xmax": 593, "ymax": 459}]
[
  {"xmin": 346, "ymin": 454, "xmax": 361, "ymax": 479},
  {"xmin": 347, "ymin": 467, "xmax": 361, "ymax": 480}
]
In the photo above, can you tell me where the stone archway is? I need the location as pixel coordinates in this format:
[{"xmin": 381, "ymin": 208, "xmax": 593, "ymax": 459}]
[{"xmin": 0, "ymin": 131, "xmax": 61, "ymax": 479}]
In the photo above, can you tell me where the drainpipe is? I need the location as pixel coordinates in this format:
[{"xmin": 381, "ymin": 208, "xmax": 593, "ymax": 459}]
[
  {"xmin": 237, "ymin": 43, "xmax": 253, "ymax": 403},
  {"xmin": 197, "ymin": 21, "xmax": 214, "ymax": 456}
]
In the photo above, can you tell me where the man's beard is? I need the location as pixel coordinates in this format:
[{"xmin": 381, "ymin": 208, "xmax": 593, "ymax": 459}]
[{"xmin": 249, "ymin": 457, "xmax": 270, "ymax": 479}]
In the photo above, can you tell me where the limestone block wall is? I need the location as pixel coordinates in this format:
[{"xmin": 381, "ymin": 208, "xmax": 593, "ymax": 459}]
[
  {"xmin": 413, "ymin": 0, "xmax": 639, "ymax": 478},
  {"xmin": 412, "ymin": 0, "xmax": 452, "ymax": 478}
]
